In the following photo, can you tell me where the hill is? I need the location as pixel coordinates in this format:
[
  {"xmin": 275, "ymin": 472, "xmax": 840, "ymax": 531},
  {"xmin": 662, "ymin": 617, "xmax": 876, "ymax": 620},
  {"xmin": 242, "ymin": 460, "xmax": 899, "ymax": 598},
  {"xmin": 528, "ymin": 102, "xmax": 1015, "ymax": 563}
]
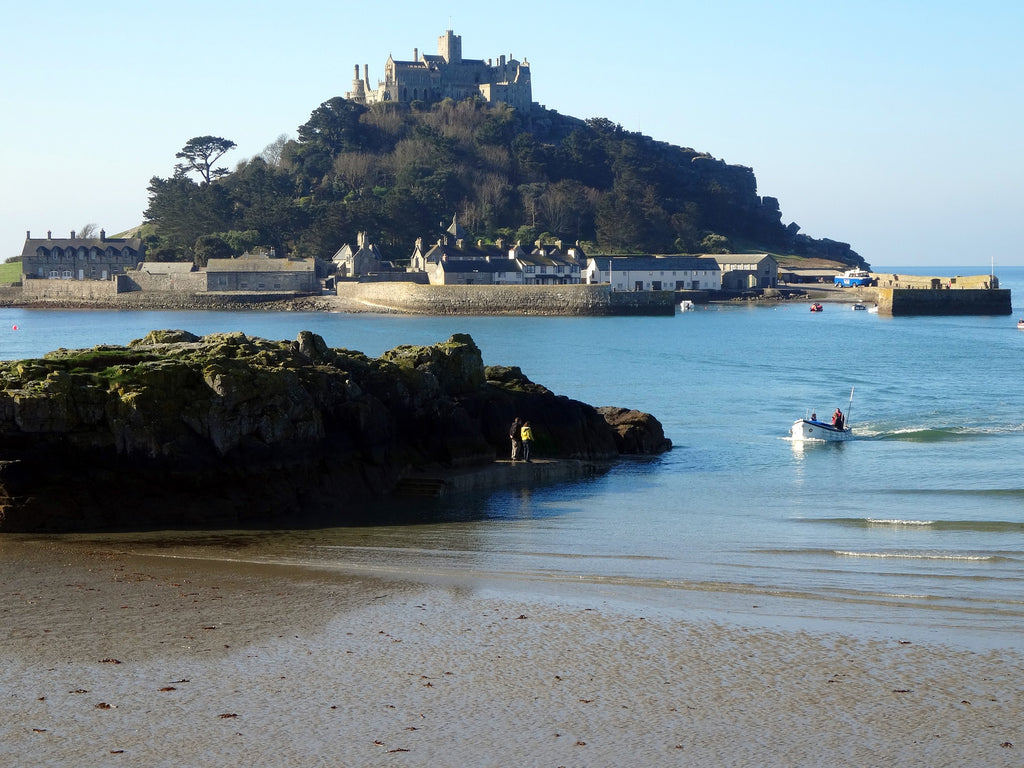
[{"xmin": 142, "ymin": 98, "xmax": 865, "ymax": 268}]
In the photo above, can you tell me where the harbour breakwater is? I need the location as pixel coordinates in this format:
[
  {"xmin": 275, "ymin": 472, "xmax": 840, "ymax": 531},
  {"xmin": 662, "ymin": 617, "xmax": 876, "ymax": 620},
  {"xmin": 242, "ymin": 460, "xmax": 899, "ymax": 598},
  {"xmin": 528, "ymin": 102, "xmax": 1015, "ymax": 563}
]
[
  {"xmin": 871, "ymin": 273, "xmax": 1010, "ymax": 315},
  {"xmin": 336, "ymin": 282, "xmax": 677, "ymax": 315},
  {"xmin": 0, "ymin": 281, "xmax": 677, "ymax": 316},
  {"xmin": 0, "ymin": 331, "xmax": 670, "ymax": 532}
]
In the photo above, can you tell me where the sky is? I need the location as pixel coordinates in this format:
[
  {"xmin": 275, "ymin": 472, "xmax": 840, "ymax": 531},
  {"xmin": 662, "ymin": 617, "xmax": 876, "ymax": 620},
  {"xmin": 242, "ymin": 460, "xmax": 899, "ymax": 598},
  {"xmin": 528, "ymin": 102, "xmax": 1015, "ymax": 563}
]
[{"xmin": 2, "ymin": 0, "xmax": 1022, "ymax": 268}]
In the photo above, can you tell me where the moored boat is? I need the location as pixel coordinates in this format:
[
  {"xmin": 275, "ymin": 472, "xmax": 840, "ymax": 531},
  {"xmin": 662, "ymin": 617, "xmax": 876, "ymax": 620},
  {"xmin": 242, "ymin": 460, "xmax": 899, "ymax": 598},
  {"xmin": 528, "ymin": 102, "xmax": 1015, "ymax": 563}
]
[
  {"xmin": 1017, "ymin": 318, "xmax": 1024, "ymax": 329},
  {"xmin": 852, "ymin": 303, "xmax": 867, "ymax": 311},
  {"xmin": 810, "ymin": 303, "xmax": 823, "ymax": 312}
]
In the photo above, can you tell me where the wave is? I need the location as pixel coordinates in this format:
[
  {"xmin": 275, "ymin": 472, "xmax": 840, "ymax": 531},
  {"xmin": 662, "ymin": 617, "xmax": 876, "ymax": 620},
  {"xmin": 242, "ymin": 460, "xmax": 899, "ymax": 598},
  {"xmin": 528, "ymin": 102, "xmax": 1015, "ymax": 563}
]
[
  {"xmin": 801, "ymin": 516, "xmax": 1024, "ymax": 533},
  {"xmin": 833, "ymin": 550, "xmax": 1007, "ymax": 562},
  {"xmin": 755, "ymin": 546, "xmax": 1023, "ymax": 562}
]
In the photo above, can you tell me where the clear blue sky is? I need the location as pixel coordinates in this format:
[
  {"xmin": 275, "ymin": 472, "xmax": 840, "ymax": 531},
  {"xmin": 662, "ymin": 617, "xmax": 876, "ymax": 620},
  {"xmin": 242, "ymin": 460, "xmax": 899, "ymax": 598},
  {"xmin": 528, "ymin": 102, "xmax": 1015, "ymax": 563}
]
[{"xmin": 3, "ymin": 0, "xmax": 1021, "ymax": 267}]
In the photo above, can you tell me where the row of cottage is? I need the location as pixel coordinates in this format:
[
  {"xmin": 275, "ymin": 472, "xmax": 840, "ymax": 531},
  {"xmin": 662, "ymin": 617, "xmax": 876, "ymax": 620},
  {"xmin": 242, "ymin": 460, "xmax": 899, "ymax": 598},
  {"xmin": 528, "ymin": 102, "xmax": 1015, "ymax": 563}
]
[{"xmin": 19, "ymin": 223, "xmax": 779, "ymax": 294}]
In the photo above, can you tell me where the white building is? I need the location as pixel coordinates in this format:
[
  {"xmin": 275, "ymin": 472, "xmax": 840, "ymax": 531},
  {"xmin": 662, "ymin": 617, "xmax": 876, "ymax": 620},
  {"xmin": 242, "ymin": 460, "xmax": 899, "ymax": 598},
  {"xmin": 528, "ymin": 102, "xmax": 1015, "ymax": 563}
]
[{"xmin": 583, "ymin": 256, "xmax": 722, "ymax": 291}]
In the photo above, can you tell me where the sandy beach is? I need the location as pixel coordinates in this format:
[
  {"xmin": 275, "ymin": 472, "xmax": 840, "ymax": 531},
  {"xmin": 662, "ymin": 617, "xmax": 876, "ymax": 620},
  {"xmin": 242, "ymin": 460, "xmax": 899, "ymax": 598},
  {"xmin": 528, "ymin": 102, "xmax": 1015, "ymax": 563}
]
[{"xmin": 1, "ymin": 537, "xmax": 1020, "ymax": 768}]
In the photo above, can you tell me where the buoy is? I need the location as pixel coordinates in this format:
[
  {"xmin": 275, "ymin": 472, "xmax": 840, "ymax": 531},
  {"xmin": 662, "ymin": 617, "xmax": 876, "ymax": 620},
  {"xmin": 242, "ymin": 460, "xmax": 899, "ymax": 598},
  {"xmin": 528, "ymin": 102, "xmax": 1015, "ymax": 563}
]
[{"xmin": 11, "ymin": 325, "xmax": 17, "ymax": 330}]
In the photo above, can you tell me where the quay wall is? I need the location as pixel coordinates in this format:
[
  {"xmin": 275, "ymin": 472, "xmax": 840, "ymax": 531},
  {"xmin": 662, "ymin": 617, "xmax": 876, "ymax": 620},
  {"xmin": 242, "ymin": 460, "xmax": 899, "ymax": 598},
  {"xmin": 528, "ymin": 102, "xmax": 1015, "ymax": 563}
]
[
  {"xmin": 876, "ymin": 288, "xmax": 1011, "ymax": 316},
  {"xmin": 124, "ymin": 271, "xmax": 207, "ymax": 293},
  {"xmin": 21, "ymin": 278, "xmax": 122, "ymax": 301},
  {"xmin": 872, "ymin": 272, "xmax": 998, "ymax": 290},
  {"xmin": 336, "ymin": 282, "xmax": 676, "ymax": 315}
]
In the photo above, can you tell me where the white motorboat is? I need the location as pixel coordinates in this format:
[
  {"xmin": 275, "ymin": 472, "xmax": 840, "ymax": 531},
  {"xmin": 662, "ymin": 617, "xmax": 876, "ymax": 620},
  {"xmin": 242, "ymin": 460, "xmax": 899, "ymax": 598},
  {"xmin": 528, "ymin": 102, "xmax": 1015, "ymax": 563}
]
[
  {"xmin": 790, "ymin": 388, "xmax": 855, "ymax": 442},
  {"xmin": 680, "ymin": 299, "xmax": 694, "ymax": 311},
  {"xmin": 790, "ymin": 418, "xmax": 853, "ymax": 442}
]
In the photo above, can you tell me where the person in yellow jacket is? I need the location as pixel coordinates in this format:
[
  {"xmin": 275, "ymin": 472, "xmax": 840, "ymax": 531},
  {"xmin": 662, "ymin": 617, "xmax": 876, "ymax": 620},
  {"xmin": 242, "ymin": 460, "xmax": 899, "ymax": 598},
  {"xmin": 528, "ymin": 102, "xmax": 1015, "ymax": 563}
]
[{"xmin": 520, "ymin": 421, "xmax": 534, "ymax": 462}]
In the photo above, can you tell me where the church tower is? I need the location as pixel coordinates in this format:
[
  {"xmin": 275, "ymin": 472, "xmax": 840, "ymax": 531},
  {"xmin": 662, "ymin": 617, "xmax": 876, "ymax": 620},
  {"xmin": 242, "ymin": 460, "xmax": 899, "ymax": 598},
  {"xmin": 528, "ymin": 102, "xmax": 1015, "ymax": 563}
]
[{"xmin": 438, "ymin": 28, "xmax": 462, "ymax": 64}]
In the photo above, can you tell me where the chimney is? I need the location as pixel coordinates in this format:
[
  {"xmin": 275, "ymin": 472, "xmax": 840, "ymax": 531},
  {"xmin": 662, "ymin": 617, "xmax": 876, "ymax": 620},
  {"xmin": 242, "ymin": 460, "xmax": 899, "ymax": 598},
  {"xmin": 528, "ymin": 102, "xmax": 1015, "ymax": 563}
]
[
  {"xmin": 47, "ymin": 230, "xmax": 52, "ymax": 239},
  {"xmin": 70, "ymin": 230, "xmax": 76, "ymax": 239},
  {"xmin": 353, "ymin": 64, "xmax": 360, "ymax": 79},
  {"xmin": 363, "ymin": 64, "xmax": 369, "ymax": 84},
  {"xmin": 100, "ymin": 229, "xmax": 106, "ymax": 241},
  {"xmin": 25, "ymin": 230, "xmax": 30, "ymax": 240},
  {"xmin": 414, "ymin": 47, "xmax": 418, "ymax": 61}
]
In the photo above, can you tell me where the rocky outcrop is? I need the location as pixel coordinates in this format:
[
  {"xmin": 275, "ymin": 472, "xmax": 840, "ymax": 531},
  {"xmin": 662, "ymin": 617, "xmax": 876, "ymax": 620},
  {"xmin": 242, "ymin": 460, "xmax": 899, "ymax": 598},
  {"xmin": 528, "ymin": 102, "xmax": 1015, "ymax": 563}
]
[
  {"xmin": 596, "ymin": 407, "xmax": 674, "ymax": 454},
  {"xmin": 0, "ymin": 331, "xmax": 670, "ymax": 532}
]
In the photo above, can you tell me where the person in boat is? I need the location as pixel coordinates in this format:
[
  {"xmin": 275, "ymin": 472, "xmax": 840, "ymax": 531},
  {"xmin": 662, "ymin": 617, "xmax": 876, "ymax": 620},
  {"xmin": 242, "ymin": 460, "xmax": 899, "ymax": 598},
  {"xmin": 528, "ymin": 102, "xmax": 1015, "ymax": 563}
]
[
  {"xmin": 832, "ymin": 408, "xmax": 845, "ymax": 430},
  {"xmin": 810, "ymin": 412, "xmax": 817, "ymax": 423}
]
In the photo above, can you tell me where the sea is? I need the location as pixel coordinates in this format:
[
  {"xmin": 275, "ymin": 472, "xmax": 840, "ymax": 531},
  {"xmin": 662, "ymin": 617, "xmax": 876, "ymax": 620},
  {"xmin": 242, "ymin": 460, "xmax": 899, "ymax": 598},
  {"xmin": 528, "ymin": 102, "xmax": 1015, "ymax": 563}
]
[{"xmin": 3, "ymin": 265, "xmax": 1023, "ymax": 650}]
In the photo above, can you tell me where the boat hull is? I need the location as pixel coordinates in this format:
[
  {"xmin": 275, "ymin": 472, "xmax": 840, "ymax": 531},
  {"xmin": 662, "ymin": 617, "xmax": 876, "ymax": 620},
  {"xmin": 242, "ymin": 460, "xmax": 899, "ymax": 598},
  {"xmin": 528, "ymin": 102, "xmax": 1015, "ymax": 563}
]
[{"xmin": 790, "ymin": 419, "xmax": 853, "ymax": 442}]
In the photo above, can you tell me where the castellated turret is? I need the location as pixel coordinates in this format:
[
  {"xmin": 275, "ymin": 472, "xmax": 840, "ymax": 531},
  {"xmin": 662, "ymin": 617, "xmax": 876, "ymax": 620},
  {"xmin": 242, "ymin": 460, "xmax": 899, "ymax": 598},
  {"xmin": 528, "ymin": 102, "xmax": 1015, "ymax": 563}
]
[
  {"xmin": 345, "ymin": 29, "xmax": 532, "ymax": 113},
  {"xmin": 349, "ymin": 64, "xmax": 366, "ymax": 101}
]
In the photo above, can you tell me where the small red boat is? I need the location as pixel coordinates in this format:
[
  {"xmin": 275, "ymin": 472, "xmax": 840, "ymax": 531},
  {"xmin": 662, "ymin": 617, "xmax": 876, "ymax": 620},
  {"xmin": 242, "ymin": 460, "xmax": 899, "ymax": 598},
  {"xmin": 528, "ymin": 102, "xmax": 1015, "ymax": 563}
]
[{"xmin": 810, "ymin": 303, "xmax": 823, "ymax": 312}]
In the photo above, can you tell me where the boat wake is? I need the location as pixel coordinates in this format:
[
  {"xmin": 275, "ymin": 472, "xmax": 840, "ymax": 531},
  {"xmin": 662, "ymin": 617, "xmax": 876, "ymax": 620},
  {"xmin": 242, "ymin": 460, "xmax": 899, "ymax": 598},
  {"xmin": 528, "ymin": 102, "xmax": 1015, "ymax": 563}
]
[{"xmin": 860, "ymin": 424, "xmax": 1024, "ymax": 442}]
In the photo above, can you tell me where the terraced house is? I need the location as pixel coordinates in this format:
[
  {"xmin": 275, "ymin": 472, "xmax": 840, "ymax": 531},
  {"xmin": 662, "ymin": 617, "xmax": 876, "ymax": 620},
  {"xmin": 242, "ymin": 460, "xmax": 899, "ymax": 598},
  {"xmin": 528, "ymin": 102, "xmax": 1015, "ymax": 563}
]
[{"xmin": 21, "ymin": 230, "xmax": 144, "ymax": 281}]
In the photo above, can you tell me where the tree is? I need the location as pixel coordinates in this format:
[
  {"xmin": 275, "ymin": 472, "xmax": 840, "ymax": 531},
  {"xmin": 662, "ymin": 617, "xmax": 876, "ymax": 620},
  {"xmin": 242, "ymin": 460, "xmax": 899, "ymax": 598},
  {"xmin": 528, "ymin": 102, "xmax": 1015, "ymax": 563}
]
[
  {"xmin": 192, "ymin": 234, "xmax": 233, "ymax": 267},
  {"xmin": 297, "ymin": 97, "xmax": 367, "ymax": 156},
  {"xmin": 78, "ymin": 223, "xmax": 100, "ymax": 239},
  {"xmin": 260, "ymin": 134, "xmax": 291, "ymax": 167},
  {"xmin": 174, "ymin": 136, "xmax": 237, "ymax": 184},
  {"xmin": 144, "ymin": 175, "xmax": 232, "ymax": 255}
]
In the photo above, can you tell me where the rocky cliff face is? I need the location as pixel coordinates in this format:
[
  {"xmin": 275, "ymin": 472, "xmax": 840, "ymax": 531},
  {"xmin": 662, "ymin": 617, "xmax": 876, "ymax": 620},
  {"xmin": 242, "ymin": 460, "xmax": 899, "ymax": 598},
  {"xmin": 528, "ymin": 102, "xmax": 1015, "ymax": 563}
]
[{"xmin": 0, "ymin": 331, "xmax": 670, "ymax": 532}]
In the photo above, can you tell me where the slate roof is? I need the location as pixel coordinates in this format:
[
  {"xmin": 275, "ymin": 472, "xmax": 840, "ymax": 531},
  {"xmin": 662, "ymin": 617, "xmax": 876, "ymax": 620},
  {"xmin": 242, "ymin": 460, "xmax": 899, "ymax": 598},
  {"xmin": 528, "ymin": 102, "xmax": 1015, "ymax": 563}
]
[
  {"xmin": 206, "ymin": 258, "xmax": 314, "ymax": 273},
  {"xmin": 437, "ymin": 258, "xmax": 519, "ymax": 274},
  {"xmin": 22, "ymin": 236, "xmax": 142, "ymax": 258},
  {"xmin": 599, "ymin": 256, "xmax": 720, "ymax": 271}
]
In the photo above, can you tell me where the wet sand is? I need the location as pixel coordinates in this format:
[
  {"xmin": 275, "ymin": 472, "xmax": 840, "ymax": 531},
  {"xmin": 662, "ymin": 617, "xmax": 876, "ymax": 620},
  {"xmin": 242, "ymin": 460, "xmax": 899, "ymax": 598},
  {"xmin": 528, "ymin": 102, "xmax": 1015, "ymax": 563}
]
[{"xmin": 2, "ymin": 538, "xmax": 1021, "ymax": 767}]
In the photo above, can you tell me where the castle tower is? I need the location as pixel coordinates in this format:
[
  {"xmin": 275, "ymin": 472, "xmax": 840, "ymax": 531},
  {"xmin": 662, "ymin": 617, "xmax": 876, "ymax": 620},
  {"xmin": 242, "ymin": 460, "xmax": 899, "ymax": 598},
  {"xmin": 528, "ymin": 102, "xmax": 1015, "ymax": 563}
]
[
  {"xmin": 438, "ymin": 28, "xmax": 462, "ymax": 64},
  {"xmin": 349, "ymin": 64, "xmax": 366, "ymax": 102}
]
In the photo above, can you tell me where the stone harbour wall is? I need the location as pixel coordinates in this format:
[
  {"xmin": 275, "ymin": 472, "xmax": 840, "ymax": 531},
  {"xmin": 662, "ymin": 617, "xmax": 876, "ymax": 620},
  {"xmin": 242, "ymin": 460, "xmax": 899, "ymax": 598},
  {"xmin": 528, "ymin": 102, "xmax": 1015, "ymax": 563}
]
[
  {"xmin": 877, "ymin": 287, "xmax": 1012, "ymax": 316},
  {"xmin": 21, "ymin": 278, "xmax": 122, "ymax": 301},
  {"xmin": 337, "ymin": 282, "xmax": 676, "ymax": 315}
]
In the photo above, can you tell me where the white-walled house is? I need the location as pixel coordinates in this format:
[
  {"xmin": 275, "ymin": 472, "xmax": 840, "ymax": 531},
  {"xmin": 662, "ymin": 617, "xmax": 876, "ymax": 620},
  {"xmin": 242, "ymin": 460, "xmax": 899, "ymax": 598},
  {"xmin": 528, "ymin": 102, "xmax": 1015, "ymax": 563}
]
[{"xmin": 583, "ymin": 256, "xmax": 722, "ymax": 291}]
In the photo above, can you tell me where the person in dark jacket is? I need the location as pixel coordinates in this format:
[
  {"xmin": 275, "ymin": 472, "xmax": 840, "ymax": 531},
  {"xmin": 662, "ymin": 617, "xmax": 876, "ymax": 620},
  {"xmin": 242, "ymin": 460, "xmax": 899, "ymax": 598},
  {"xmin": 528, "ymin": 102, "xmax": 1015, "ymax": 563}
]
[{"xmin": 509, "ymin": 417, "xmax": 523, "ymax": 461}]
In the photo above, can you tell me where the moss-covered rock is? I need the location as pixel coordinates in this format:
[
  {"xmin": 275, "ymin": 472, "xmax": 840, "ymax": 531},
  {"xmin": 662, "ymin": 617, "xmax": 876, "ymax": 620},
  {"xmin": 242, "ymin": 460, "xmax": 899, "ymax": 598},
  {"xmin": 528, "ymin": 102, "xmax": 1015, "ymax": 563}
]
[{"xmin": 0, "ymin": 331, "xmax": 670, "ymax": 532}]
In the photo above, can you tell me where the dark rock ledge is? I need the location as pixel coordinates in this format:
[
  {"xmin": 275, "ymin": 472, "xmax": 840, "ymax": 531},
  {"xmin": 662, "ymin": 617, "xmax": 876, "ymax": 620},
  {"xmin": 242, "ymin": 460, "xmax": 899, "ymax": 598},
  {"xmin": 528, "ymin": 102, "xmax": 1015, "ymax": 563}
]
[{"xmin": 0, "ymin": 331, "xmax": 670, "ymax": 532}]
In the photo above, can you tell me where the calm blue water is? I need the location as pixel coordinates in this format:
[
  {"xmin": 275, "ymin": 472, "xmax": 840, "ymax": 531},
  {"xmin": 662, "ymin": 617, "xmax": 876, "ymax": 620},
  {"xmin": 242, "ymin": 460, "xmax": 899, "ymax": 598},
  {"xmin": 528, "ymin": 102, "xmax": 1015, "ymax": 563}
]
[{"xmin": 4, "ymin": 265, "xmax": 1023, "ymax": 648}]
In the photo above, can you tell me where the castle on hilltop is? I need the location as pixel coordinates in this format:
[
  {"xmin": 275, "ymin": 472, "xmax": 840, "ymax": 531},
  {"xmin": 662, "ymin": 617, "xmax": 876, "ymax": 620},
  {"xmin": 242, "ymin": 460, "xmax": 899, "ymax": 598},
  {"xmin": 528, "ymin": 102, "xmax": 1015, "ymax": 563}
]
[{"xmin": 346, "ymin": 29, "xmax": 533, "ymax": 113}]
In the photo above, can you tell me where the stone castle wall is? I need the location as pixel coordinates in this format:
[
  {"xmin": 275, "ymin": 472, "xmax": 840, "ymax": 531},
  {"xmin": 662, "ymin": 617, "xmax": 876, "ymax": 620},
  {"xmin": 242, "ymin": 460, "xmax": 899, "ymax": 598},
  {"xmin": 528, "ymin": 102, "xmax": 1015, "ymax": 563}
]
[{"xmin": 337, "ymin": 282, "xmax": 676, "ymax": 315}]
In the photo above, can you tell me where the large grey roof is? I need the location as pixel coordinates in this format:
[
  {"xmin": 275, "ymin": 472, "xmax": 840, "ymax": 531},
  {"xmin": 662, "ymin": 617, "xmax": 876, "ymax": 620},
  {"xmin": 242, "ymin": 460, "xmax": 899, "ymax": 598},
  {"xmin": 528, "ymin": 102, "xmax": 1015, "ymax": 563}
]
[{"xmin": 598, "ymin": 256, "xmax": 720, "ymax": 271}]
